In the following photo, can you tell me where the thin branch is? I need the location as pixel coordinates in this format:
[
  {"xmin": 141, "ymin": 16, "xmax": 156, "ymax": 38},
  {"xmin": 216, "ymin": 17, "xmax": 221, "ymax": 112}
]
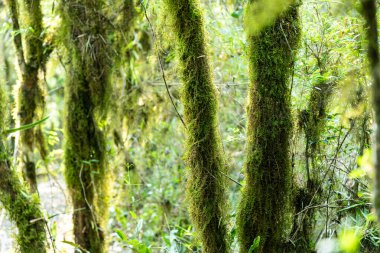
[
  {"xmin": 140, "ymin": 1, "xmax": 187, "ymax": 129},
  {"xmin": 220, "ymin": 171, "xmax": 243, "ymax": 187}
]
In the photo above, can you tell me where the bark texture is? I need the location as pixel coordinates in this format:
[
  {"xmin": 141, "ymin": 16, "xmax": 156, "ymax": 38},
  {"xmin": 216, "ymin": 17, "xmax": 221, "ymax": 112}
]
[
  {"xmin": 361, "ymin": 0, "xmax": 380, "ymax": 223},
  {"xmin": 0, "ymin": 80, "xmax": 46, "ymax": 253},
  {"xmin": 60, "ymin": 0, "xmax": 112, "ymax": 251},
  {"xmin": 237, "ymin": 2, "xmax": 301, "ymax": 252},
  {"xmin": 5, "ymin": 0, "xmax": 51, "ymax": 192},
  {"xmin": 163, "ymin": 1, "xmax": 229, "ymax": 252}
]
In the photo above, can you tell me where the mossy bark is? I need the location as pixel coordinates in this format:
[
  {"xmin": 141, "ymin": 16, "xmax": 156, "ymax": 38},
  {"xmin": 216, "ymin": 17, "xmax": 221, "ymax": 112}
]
[
  {"xmin": 0, "ymin": 82, "xmax": 46, "ymax": 253},
  {"xmin": 361, "ymin": 0, "xmax": 380, "ymax": 223},
  {"xmin": 304, "ymin": 82, "xmax": 334, "ymax": 170},
  {"xmin": 6, "ymin": 0, "xmax": 50, "ymax": 192},
  {"xmin": 163, "ymin": 1, "xmax": 229, "ymax": 252},
  {"xmin": 60, "ymin": 0, "xmax": 111, "ymax": 252},
  {"xmin": 237, "ymin": 2, "xmax": 301, "ymax": 253}
]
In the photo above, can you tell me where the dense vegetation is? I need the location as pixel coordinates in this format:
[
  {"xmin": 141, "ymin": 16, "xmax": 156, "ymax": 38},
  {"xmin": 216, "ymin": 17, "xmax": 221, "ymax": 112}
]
[{"xmin": 0, "ymin": 0, "xmax": 379, "ymax": 252}]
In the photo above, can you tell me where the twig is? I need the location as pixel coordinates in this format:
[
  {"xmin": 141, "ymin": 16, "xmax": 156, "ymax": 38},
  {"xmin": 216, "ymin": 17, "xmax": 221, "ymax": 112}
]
[
  {"xmin": 291, "ymin": 123, "xmax": 354, "ymax": 240},
  {"xmin": 140, "ymin": 1, "xmax": 187, "ymax": 129},
  {"xmin": 220, "ymin": 171, "xmax": 242, "ymax": 187}
]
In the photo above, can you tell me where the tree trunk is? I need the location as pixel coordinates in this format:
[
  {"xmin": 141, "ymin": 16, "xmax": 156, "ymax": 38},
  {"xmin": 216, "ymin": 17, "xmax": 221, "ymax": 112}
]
[
  {"xmin": 360, "ymin": 0, "xmax": 380, "ymax": 223},
  {"xmin": 163, "ymin": 1, "xmax": 229, "ymax": 252},
  {"xmin": 0, "ymin": 81, "xmax": 46, "ymax": 253},
  {"xmin": 5, "ymin": 0, "xmax": 50, "ymax": 192},
  {"xmin": 237, "ymin": 2, "xmax": 301, "ymax": 253},
  {"xmin": 60, "ymin": 0, "xmax": 111, "ymax": 252}
]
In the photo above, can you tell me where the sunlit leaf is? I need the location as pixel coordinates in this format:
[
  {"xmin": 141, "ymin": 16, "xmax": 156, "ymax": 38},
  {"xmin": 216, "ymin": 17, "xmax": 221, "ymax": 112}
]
[
  {"xmin": 115, "ymin": 229, "xmax": 128, "ymax": 242},
  {"xmin": 338, "ymin": 228, "xmax": 362, "ymax": 253},
  {"xmin": 348, "ymin": 168, "xmax": 366, "ymax": 179},
  {"xmin": 244, "ymin": 0, "xmax": 294, "ymax": 36},
  {"xmin": 248, "ymin": 236, "xmax": 261, "ymax": 253}
]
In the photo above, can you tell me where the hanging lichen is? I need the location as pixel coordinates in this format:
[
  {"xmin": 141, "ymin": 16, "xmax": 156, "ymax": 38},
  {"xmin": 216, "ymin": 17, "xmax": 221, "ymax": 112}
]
[
  {"xmin": 0, "ymin": 81, "xmax": 47, "ymax": 253},
  {"xmin": 237, "ymin": 1, "xmax": 301, "ymax": 252},
  {"xmin": 60, "ymin": 0, "xmax": 112, "ymax": 252},
  {"xmin": 163, "ymin": 1, "xmax": 229, "ymax": 252}
]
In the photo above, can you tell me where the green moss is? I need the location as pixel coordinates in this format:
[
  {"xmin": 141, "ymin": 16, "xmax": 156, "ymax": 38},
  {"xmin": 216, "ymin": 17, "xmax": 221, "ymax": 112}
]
[
  {"xmin": 305, "ymin": 81, "xmax": 334, "ymax": 166},
  {"xmin": 0, "ymin": 83, "xmax": 47, "ymax": 253},
  {"xmin": 6, "ymin": 0, "xmax": 48, "ymax": 192},
  {"xmin": 163, "ymin": 1, "xmax": 229, "ymax": 252},
  {"xmin": 0, "ymin": 81, "xmax": 6, "ymax": 133},
  {"xmin": 237, "ymin": 2, "xmax": 301, "ymax": 253},
  {"xmin": 60, "ymin": 0, "xmax": 112, "ymax": 252},
  {"xmin": 22, "ymin": 0, "xmax": 45, "ymax": 66}
]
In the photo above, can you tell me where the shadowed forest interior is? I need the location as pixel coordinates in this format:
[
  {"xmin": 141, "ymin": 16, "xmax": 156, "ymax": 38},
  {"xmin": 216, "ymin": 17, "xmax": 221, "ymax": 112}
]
[{"xmin": 0, "ymin": 0, "xmax": 380, "ymax": 252}]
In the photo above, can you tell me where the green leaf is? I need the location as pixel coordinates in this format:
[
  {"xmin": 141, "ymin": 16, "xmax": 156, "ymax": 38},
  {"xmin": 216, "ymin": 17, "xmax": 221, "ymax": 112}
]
[
  {"xmin": 338, "ymin": 229, "xmax": 362, "ymax": 253},
  {"xmin": 130, "ymin": 211, "xmax": 138, "ymax": 219},
  {"xmin": 3, "ymin": 116, "xmax": 49, "ymax": 135},
  {"xmin": 126, "ymin": 239, "xmax": 151, "ymax": 253},
  {"xmin": 348, "ymin": 168, "xmax": 366, "ymax": 179},
  {"xmin": 248, "ymin": 236, "xmax": 261, "ymax": 253},
  {"xmin": 231, "ymin": 9, "xmax": 243, "ymax": 18},
  {"xmin": 62, "ymin": 240, "xmax": 89, "ymax": 253},
  {"xmin": 115, "ymin": 229, "xmax": 128, "ymax": 242}
]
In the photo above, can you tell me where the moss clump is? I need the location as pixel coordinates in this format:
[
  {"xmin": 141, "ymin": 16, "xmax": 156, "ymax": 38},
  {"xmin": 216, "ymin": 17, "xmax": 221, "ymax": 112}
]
[
  {"xmin": 302, "ymin": 78, "xmax": 335, "ymax": 172},
  {"xmin": 60, "ymin": 0, "xmax": 112, "ymax": 252},
  {"xmin": 163, "ymin": 1, "xmax": 229, "ymax": 252},
  {"xmin": 0, "ymin": 83, "xmax": 47, "ymax": 253},
  {"xmin": 237, "ymin": 2, "xmax": 301, "ymax": 253}
]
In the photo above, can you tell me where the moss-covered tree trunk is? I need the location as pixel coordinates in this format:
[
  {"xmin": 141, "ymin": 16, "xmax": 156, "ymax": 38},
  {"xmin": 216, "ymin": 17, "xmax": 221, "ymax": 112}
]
[
  {"xmin": 60, "ymin": 0, "xmax": 111, "ymax": 252},
  {"xmin": 0, "ymin": 82, "xmax": 46, "ymax": 253},
  {"xmin": 361, "ymin": 0, "xmax": 380, "ymax": 223},
  {"xmin": 5, "ymin": 0, "xmax": 50, "ymax": 192},
  {"xmin": 163, "ymin": 1, "xmax": 229, "ymax": 252},
  {"xmin": 237, "ymin": 2, "xmax": 300, "ymax": 253}
]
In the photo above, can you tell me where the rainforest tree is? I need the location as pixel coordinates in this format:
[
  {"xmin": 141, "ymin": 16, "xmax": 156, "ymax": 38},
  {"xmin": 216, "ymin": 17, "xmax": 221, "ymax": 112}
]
[
  {"xmin": 0, "ymin": 82, "xmax": 47, "ymax": 253},
  {"xmin": 60, "ymin": 0, "xmax": 112, "ymax": 251},
  {"xmin": 5, "ymin": 0, "xmax": 51, "ymax": 192},
  {"xmin": 237, "ymin": 1, "xmax": 301, "ymax": 252},
  {"xmin": 163, "ymin": 0, "xmax": 229, "ymax": 252},
  {"xmin": 361, "ymin": 0, "xmax": 380, "ymax": 222}
]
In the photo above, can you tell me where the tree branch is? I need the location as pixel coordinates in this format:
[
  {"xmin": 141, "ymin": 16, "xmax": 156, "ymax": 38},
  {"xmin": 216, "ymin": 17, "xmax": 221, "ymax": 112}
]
[{"xmin": 5, "ymin": 0, "xmax": 26, "ymax": 72}]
